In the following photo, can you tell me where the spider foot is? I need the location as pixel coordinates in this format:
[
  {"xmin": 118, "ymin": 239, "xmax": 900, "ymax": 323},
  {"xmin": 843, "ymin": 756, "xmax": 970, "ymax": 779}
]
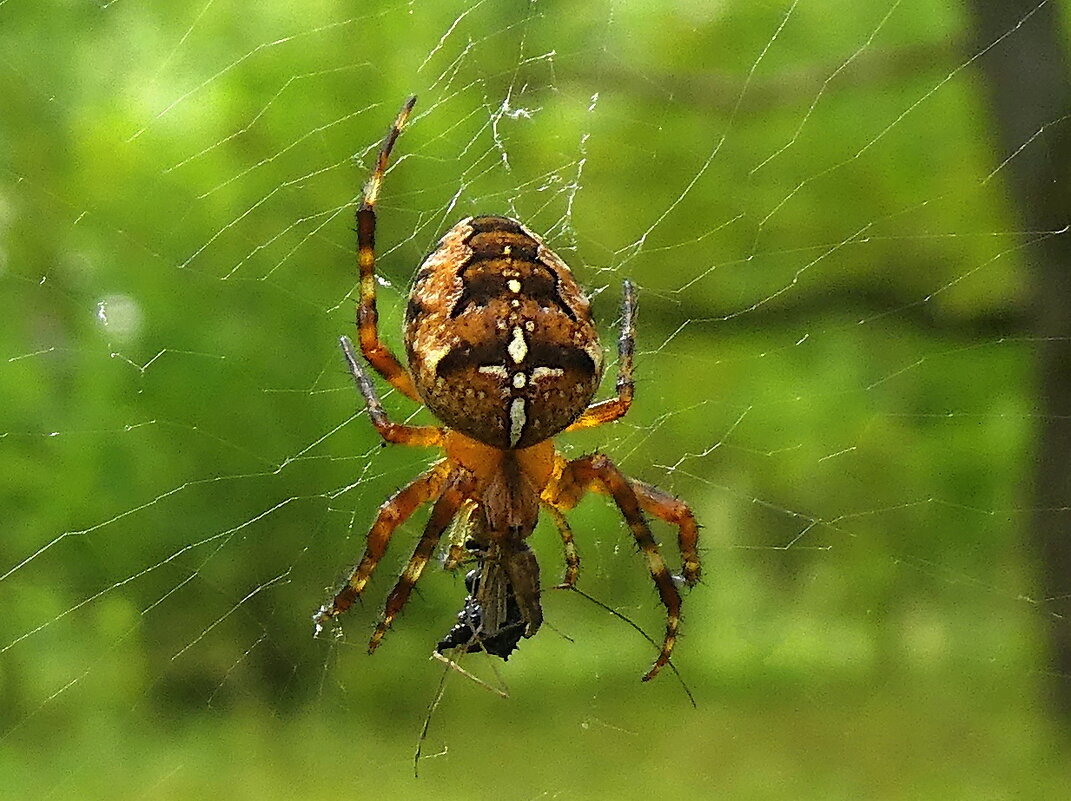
[
  {"xmin": 368, "ymin": 618, "xmax": 393, "ymax": 654},
  {"xmin": 312, "ymin": 584, "xmax": 364, "ymax": 635},
  {"xmin": 642, "ymin": 658, "xmax": 669, "ymax": 682},
  {"xmin": 673, "ymin": 566, "xmax": 702, "ymax": 589},
  {"xmin": 641, "ymin": 616, "xmax": 680, "ymax": 682},
  {"xmin": 682, "ymin": 560, "xmax": 702, "ymax": 586},
  {"xmin": 312, "ymin": 608, "xmax": 342, "ymax": 640}
]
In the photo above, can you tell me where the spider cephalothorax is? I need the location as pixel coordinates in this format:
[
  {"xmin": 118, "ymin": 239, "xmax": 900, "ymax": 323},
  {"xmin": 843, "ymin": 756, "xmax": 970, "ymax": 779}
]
[{"xmin": 313, "ymin": 97, "xmax": 701, "ymax": 681}]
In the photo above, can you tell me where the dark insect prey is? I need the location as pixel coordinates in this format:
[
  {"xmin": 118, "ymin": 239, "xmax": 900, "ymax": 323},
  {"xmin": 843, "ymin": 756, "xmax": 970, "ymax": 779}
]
[{"xmin": 436, "ymin": 540, "xmax": 527, "ymax": 659}]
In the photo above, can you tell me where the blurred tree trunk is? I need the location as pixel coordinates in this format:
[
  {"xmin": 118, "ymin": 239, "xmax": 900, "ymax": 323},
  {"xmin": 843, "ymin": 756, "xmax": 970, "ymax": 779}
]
[{"xmin": 967, "ymin": 0, "xmax": 1071, "ymax": 717}]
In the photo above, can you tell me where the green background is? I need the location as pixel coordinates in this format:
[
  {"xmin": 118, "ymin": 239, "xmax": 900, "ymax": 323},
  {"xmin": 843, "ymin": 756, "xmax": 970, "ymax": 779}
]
[{"xmin": 1, "ymin": 1, "xmax": 1068, "ymax": 797}]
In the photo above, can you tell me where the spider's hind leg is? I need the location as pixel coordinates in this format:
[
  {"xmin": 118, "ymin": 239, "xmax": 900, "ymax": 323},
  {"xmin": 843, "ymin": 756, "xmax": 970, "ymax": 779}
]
[
  {"xmin": 567, "ymin": 279, "xmax": 636, "ymax": 432},
  {"xmin": 340, "ymin": 336, "xmax": 443, "ymax": 447},
  {"xmin": 355, "ymin": 96, "xmax": 422, "ymax": 402}
]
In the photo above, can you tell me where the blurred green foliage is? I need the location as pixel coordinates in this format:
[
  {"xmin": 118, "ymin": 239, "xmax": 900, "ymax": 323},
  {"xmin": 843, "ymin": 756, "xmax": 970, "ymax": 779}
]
[{"xmin": 1, "ymin": 0, "xmax": 1069, "ymax": 798}]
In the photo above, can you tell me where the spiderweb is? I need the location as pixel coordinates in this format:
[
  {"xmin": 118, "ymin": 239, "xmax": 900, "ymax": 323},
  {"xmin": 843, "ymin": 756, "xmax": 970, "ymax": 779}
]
[{"xmin": 2, "ymin": 0, "xmax": 1069, "ymax": 796}]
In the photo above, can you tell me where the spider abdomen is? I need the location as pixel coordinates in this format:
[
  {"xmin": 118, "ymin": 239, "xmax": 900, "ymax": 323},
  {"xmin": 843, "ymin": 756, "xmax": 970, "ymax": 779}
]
[{"xmin": 404, "ymin": 215, "xmax": 603, "ymax": 449}]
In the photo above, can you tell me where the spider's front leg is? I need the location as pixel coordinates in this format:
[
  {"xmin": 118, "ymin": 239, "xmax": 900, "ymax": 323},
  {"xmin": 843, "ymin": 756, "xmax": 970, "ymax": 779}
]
[
  {"xmin": 547, "ymin": 452, "xmax": 685, "ymax": 682},
  {"xmin": 630, "ymin": 479, "xmax": 701, "ymax": 586},
  {"xmin": 313, "ymin": 463, "xmax": 450, "ymax": 632},
  {"xmin": 316, "ymin": 336, "xmax": 448, "ymax": 633},
  {"xmin": 546, "ymin": 505, "xmax": 581, "ymax": 589},
  {"xmin": 369, "ymin": 469, "xmax": 476, "ymax": 652},
  {"xmin": 441, "ymin": 500, "xmax": 477, "ymax": 572}
]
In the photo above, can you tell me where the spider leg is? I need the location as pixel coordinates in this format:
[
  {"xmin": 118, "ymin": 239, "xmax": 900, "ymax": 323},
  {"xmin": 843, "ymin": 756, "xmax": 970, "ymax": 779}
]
[
  {"xmin": 369, "ymin": 470, "xmax": 475, "ymax": 652},
  {"xmin": 341, "ymin": 336, "xmax": 443, "ymax": 447},
  {"xmin": 313, "ymin": 463, "xmax": 450, "ymax": 631},
  {"xmin": 442, "ymin": 500, "xmax": 477, "ymax": 572},
  {"xmin": 547, "ymin": 452, "xmax": 682, "ymax": 681},
  {"xmin": 630, "ymin": 479, "xmax": 701, "ymax": 585},
  {"xmin": 549, "ymin": 453, "xmax": 700, "ymax": 585},
  {"xmin": 545, "ymin": 505, "xmax": 580, "ymax": 589},
  {"xmin": 567, "ymin": 279, "xmax": 636, "ymax": 432},
  {"xmin": 356, "ymin": 96, "xmax": 422, "ymax": 403}
]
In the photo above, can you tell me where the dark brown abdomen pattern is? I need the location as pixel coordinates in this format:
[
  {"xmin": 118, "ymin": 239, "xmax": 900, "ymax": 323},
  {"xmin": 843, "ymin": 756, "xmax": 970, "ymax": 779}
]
[{"xmin": 404, "ymin": 216, "xmax": 603, "ymax": 450}]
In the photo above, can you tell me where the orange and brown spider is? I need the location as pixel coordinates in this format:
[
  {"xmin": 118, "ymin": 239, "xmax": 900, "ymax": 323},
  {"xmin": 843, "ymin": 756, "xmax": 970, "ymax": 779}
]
[{"xmin": 313, "ymin": 97, "xmax": 701, "ymax": 681}]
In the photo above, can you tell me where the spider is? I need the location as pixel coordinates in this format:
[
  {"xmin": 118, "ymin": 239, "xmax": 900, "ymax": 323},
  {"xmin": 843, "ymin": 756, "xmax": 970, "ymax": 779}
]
[{"xmin": 313, "ymin": 96, "xmax": 701, "ymax": 681}]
